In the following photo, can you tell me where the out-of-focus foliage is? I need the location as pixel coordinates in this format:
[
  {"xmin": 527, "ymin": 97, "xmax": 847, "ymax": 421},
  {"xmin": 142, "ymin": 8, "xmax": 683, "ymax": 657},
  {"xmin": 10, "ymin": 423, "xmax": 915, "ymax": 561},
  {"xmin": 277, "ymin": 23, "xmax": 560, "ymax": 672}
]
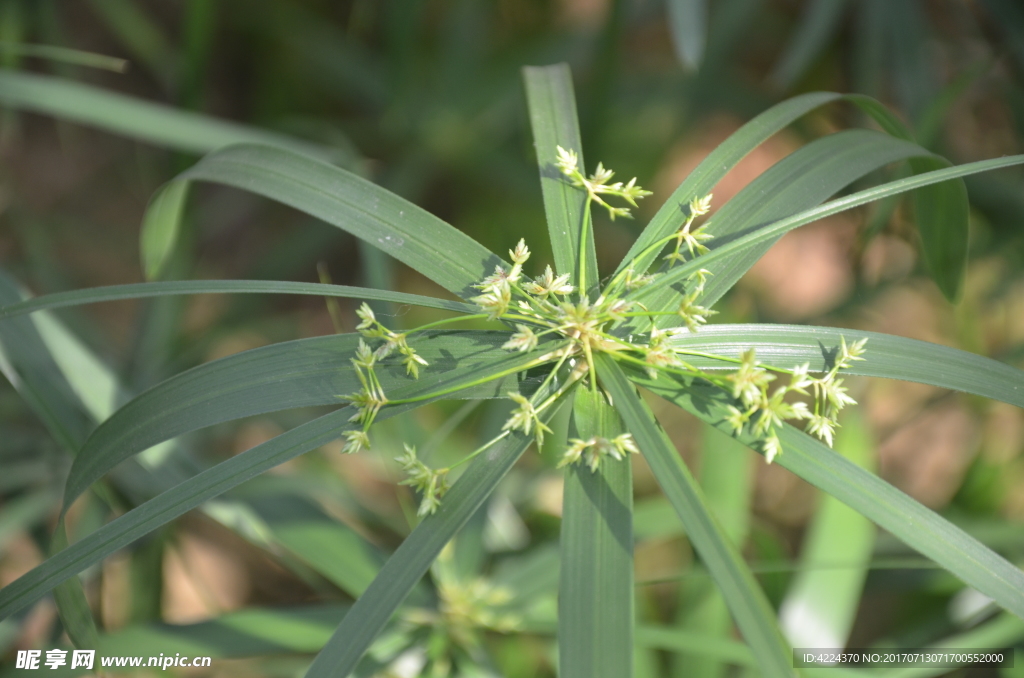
[{"xmin": 0, "ymin": 1, "xmax": 1023, "ymax": 677}]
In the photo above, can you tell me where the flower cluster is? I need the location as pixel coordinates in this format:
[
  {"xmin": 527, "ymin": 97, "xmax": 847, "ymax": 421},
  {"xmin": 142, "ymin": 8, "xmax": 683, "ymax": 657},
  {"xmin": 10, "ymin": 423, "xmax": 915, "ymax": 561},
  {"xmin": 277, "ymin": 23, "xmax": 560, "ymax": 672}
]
[
  {"xmin": 395, "ymin": 444, "xmax": 451, "ymax": 517},
  {"xmin": 340, "ymin": 303, "xmax": 430, "ymax": 455},
  {"xmin": 401, "ymin": 545, "xmax": 521, "ymax": 676},
  {"xmin": 355, "ymin": 302, "xmax": 429, "ymax": 378},
  {"xmin": 664, "ymin": 194, "xmax": 714, "ymax": 265},
  {"xmin": 722, "ymin": 336, "xmax": 867, "ymax": 462},
  {"xmin": 559, "ymin": 434, "xmax": 639, "ymax": 471},
  {"xmin": 555, "ymin": 145, "xmax": 653, "ymax": 220},
  {"xmin": 339, "ymin": 149, "xmax": 868, "ymax": 516}
]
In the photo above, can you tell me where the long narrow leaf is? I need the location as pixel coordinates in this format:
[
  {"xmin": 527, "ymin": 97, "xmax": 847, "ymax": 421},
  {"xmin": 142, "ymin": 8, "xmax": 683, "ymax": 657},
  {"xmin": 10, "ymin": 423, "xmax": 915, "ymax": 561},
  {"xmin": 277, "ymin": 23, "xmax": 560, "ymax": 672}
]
[
  {"xmin": 667, "ymin": 0, "xmax": 708, "ymax": 71},
  {"xmin": 0, "ymin": 280, "xmax": 475, "ymax": 320},
  {"xmin": 560, "ymin": 388, "xmax": 634, "ymax": 678},
  {"xmin": 0, "ymin": 272, "xmax": 94, "ymax": 451},
  {"xmin": 96, "ymin": 604, "xmax": 349, "ymax": 657},
  {"xmin": 0, "ymin": 42, "xmax": 128, "ymax": 71},
  {"xmin": 770, "ymin": 0, "xmax": 850, "ymax": 88},
  {"xmin": 624, "ymin": 365, "xmax": 1024, "ymax": 620},
  {"xmin": 669, "ymin": 324, "xmax": 1024, "ymax": 409},
  {"xmin": 616, "ymin": 91, "xmax": 844, "ymax": 277},
  {"xmin": 0, "ymin": 407, "xmax": 367, "ymax": 622},
  {"xmin": 0, "ymin": 334, "xmax": 540, "ymax": 623},
  {"xmin": 176, "ymin": 144, "xmax": 504, "ymax": 299},
  {"xmin": 140, "ymin": 181, "xmax": 190, "ymax": 281},
  {"xmin": 672, "ymin": 425, "xmax": 754, "ymax": 678},
  {"xmin": 523, "ymin": 64, "xmax": 599, "ymax": 294},
  {"xmin": 779, "ymin": 411, "xmax": 875, "ymax": 648},
  {"xmin": 618, "ymin": 92, "xmax": 969, "ymax": 300},
  {"xmin": 0, "ymin": 70, "xmax": 330, "ymax": 159},
  {"xmin": 635, "ymin": 626, "xmax": 754, "ymax": 666},
  {"xmin": 61, "ymin": 331, "xmax": 535, "ymax": 510},
  {"xmin": 597, "ymin": 356, "xmax": 796, "ymax": 678},
  {"xmin": 630, "ymin": 155, "xmax": 1024, "ymax": 305},
  {"xmin": 673, "ymin": 129, "xmax": 935, "ymax": 315}
]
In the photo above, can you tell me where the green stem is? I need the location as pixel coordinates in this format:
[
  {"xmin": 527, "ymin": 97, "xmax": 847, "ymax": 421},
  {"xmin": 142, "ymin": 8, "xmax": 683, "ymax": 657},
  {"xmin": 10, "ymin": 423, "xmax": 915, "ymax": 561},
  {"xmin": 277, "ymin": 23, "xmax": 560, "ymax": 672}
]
[
  {"xmin": 535, "ymin": 362, "xmax": 586, "ymax": 412},
  {"xmin": 583, "ymin": 339, "xmax": 599, "ymax": 392},
  {"xmin": 447, "ymin": 430, "xmax": 511, "ymax": 470},
  {"xmin": 387, "ymin": 344, "xmax": 569, "ymax": 406},
  {"xmin": 618, "ymin": 311, "xmax": 679, "ymax": 319},
  {"xmin": 578, "ymin": 194, "xmax": 594, "ymax": 297},
  {"xmin": 610, "ymin": 351, "xmax": 730, "ymax": 387},
  {"xmin": 604, "ymin": 232, "xmax": 684, "ymax": 295},
  {"xmin": 408, "ymin": 313, "xmax": 489, "ymax": 333},
  {"xmin": 670, "ymin": 348, "xmax": 804, "ymax": 376}
]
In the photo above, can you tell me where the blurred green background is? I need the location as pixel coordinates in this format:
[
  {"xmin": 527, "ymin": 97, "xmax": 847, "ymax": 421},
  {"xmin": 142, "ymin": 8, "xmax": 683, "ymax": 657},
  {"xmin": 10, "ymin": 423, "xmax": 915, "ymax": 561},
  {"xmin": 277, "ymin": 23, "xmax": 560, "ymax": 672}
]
[{"xmin": 1, "ymin": 1, "xmax": 1023, "ymax": 676}]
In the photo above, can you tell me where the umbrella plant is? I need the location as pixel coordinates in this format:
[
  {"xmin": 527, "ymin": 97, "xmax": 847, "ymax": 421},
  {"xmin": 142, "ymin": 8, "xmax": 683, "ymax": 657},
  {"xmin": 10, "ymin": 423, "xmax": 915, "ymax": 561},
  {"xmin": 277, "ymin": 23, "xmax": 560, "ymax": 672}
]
[{"xmin": 1, "ymin": 63, "xmax": 1024, "ymax": 677}]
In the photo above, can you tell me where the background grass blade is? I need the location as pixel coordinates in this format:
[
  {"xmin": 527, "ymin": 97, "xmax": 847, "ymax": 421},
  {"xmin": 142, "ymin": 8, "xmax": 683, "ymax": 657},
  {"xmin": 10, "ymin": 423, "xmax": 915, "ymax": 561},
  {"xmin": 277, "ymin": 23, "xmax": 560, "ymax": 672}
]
[
  {"xmin": 96, "ymin": 604, "xmax": 350, "ymax": 657},
  {"xmin": 672, "ymin": 424, "xmax": 754, "ymax": 678},
  {"xmin": 597, "ymin": 356, "xmax": 796, "ymax": 678},
  {"xmin": 522, "ymin": 64, "xmax": 599, "ymax": 295},
  {"xmin": 178, "ymin": 144, "xmax": 504, "ymax": 299},
  {"xmin": 625, "ymin": 366, "xmax": 1024, "ymax": 620},
  {"xmin": 139, "ymin": 181, "xmax": 190, "ymax": 281},
  {"xmin": 636, "ymin": 626, "xmax": 754, "ymax": 667},
  {"xmin": 0, "ymin": 406, "xmax": 368, "ymax": 623},
  {"xmin": 61, "ymin": 330, "xmax": 538, "ymax": 510},
  {"xmin": 48, "ymin": 525, "xmax": 100, "ymax": 648},
  {"xmin": 631, "ymin": 155, "xmax": 1024, "ymax": 305},
  {"xmin": 0, "ymin": 280, "xmax": 475, "ymax": 319},
  {"xmin": 0, "ymin": 41, "xmax": 128, "ymax": 71},
  {"xmin": 0, "ymin": 70, "xmax": 331, "ymax": 159},
  {"xmin": 560, "ymin": 388, "xmax": 634, "ymax": 678},
  {"xmin": 669, "ymin": 324, "xmax": 1024, "ymax": 409},
  {"xmin": 86, "ymin": 0, "xmax": 175, "ymax": 84},
  {"xmin": 806, "ymin": 613, "xmax": 1024, "ymax": 678},
  {"xmin": 250, "ymin": 497, "xmax": 384, "ymax": 598},
  {"xmin": 908, "ymin": 154, "xmax": 969, "ymax": 299},
  {"xmin": 770, "ymin": 0, "xmax": 849, "ymax": 89},
  {"xmin": 667, "ymin": 0, "xmax": 708, "ymax": 71},
  {"xmin": 0, "ymin": 271, "xmax": 95, "ymax": 451},
  {"xmin": 779, "ymin": 410, "xmax": 875, "ymax": 649},
  {"xmin": 303, "ymin": 425, "xmax": 543, "ymax": 678}
]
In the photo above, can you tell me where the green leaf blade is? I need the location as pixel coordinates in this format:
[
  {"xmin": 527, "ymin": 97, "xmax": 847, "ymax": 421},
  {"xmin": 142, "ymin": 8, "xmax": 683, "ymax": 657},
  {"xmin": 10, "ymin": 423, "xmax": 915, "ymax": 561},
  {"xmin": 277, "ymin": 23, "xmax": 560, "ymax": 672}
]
[
  {"xmin": 179, "ymin": 144, "xmax": 504, "ymax": 299},
  {"xmin": 667, "ymin": 0, "xmax": 708, "ymax": 71},
  {"xmin": 0, "ymin": 330, "xmax": 546, "ymax": 623},
  {"xmin": 598, "ymin": 357, "xmax": 796, "ymax": 678},
  {"xmin": 0, "ymin": 280, "xmax": 475, "ymax": 320},
  {"xmin": 616, "ymin": 91, "xmax": 845, "ymax": 278},
  {"xmin": 626, "ymin": 366, "xmax": 1024, "ymax": 621},
  {"xmin": 639, "ymin": 129, "xmax": 940, "ymax": 325},
  {"xmin": 631, "ymin": 154, "xmax": 1024, "ymax": 306},
  {"xmin": 522, "ymin": 64, "xmax": 599, "ymax": 295},
  {"xmin": 140, "ymin": 181, "xmax": 190, "ymax": 281},
  {"xmin": 779, "ymin": 410, "xmax": 875, "ymax": 649},
  {"xmin": 560, "ymin": 388, "xmax": 634, "ymax": 678},
  {"xmin": 669, "ymin": 324, "xmax": 1024, "ymax": 410},
  {"xmin": 60, "ymin": 331, "xmax": 533, "ymax": 510},
  {"xmin": 770, "ymin": 0, "xmax": 849, "ymax": 89},
  {"xmin": 0, "ymin": 70, "xmax": 330, "ymax": 159}
]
